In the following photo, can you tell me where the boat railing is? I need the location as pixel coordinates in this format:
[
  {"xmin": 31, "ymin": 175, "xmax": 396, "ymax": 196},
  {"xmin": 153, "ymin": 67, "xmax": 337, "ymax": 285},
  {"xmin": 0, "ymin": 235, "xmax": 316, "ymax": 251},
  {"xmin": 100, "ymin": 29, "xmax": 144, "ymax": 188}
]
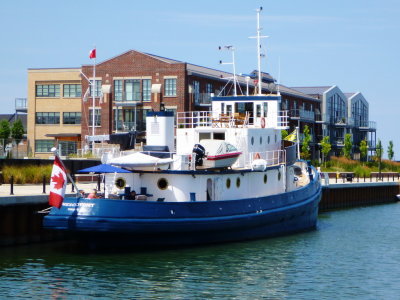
[
  {"xmin": 248, "ymin": 149, "xmax": 286, "ymax": 167},
  {"xmin": 177, "ymin": 111, "xmax": 212, "ymax": 128}
]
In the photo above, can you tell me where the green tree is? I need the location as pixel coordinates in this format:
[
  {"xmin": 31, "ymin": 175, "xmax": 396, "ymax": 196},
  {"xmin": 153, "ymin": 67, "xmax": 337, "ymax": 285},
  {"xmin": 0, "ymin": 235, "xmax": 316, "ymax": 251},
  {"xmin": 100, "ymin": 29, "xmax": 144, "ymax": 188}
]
[
  {"xmin": 343, "ymin": 133, "xmax": 352, "ymax": 159},
  {"xmin": 300, "ymin": 125, "xmax": 311, "ymax": 160},
  {"xmin": 320, "ymin": 136, "xmax": 331, "ymax": 167},
  {"xmin": 11, "ymin": 119, "xmax": 24, "ymax": 143},
  {"xmin": 0, "ymin": 119, "xmax": 11, "ymax": 140},
  {"xmin": 359, "ymin": 139, "xmax": 368, "ymax": 164},
  {"xmin": 387, "ymin": 140, "xmax": 394, "ymax": 161},
  {"xmin": 376, "ymin": 139, "xmax": 383, "ymax": 179}
]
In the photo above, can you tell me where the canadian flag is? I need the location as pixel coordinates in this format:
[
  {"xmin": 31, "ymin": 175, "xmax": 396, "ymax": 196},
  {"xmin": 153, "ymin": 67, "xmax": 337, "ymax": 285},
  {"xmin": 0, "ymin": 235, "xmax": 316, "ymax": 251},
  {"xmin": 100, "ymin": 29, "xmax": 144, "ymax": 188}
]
[
  {"xmin": 49, "ymin": 156, "xmax": 67, "ymax": 209},
  {"xmin": 89, "ymin": 48, "xmax": 96, "ymax": 59}
]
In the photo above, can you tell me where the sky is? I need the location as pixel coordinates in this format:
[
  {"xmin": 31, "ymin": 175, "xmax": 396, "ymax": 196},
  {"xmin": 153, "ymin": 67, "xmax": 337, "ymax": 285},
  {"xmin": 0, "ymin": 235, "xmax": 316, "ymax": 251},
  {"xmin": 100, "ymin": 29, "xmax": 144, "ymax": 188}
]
[{"xmin": 0, "ymin": 0, "xmax": 399, "ymax": 158}]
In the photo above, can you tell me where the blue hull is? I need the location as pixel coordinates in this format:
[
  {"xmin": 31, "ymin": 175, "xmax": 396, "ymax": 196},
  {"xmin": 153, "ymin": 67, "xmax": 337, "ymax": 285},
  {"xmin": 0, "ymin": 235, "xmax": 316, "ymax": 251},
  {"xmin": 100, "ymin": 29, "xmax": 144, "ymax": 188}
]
[{"xmin": 44, "ymin": 174, "xmax": 322, "ymax": 247}]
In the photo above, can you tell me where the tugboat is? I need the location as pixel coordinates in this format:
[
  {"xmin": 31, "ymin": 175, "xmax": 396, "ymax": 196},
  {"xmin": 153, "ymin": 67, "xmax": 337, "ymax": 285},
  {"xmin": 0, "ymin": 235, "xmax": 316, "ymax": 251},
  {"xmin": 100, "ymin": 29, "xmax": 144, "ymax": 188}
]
[{"xmin": 43, "ymin": 8, "xmax": 322, "ymax": 248}]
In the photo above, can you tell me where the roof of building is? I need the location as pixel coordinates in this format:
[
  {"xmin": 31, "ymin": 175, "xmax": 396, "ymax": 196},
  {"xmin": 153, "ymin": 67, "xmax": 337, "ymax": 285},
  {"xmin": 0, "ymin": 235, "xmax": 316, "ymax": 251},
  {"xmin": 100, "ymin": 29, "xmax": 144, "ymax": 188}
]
[
  {"xmin": 278, "ymin": 85, "xmax": 320, "ymax": 102},
  {"xmin": 84, "ymin": 49, "xmax": 323, "ymax": 101},
  {"xmin": 290, "ymin": 86, "xmax": 333, "ymax": 95},
  {"xmin": 344, "ymin": 92, "xmax": 356, "ymax": 98}
]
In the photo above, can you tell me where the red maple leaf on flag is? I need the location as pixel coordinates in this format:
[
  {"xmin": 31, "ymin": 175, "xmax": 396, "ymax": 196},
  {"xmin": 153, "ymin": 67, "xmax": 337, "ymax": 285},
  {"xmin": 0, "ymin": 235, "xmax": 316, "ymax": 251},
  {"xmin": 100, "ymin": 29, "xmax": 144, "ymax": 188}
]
[{"xmin": 51, "ymin": 172, "xmax": 65, "ymax": 190}]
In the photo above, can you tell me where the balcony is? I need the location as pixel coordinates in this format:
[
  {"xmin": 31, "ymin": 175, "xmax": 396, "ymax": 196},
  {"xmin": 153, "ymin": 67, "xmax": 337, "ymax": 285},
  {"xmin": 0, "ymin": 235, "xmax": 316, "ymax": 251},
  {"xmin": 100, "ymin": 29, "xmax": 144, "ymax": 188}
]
[
  {"xmin": 194, "ymin": 93, "xmax": 213, "ymax": 106},
  {"xmin": 288, "ymin": 109, "xmax": 315, "ymax": 121},
  {"xmin": 358, "ymin": 120, "xmax": 377, "ymax": 131},
  {"xmin": 15, "ymin": 98, "xmax": 27, "ymax": 113},
  {"xmin": 114, "ymin": 92, "xmax": 147, "ymax": 106}
]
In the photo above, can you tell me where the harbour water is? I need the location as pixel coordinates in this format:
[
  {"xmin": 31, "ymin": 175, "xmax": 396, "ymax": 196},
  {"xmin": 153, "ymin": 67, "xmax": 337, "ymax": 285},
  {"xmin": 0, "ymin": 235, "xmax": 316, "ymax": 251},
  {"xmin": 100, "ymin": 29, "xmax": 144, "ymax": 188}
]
[{"xmin": 0, "ymin": 203, "xmax": 399, "ymax": 299}]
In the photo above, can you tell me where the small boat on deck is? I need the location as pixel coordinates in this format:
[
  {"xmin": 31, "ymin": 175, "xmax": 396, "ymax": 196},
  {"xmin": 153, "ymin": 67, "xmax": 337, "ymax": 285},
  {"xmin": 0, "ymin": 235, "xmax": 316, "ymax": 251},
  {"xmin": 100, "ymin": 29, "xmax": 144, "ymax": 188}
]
[
  {"xmin": 194, "ymin": 139, "xmax": 242, "ymax": 169},
  {"xmin": 108, "ymin": 152, "xmax": 173, "ymax": 171}
]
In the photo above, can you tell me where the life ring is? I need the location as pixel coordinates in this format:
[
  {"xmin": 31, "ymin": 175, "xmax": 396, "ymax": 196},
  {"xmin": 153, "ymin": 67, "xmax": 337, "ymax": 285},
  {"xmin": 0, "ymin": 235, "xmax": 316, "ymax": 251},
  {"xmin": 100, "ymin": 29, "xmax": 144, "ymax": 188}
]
[
  {"xmin": 261, "ymin": 117, "xmax": 266, "ymax": 128},
  {"xmin": 254, "ymin": 152, "xmax": 261, "ymax": 160}
]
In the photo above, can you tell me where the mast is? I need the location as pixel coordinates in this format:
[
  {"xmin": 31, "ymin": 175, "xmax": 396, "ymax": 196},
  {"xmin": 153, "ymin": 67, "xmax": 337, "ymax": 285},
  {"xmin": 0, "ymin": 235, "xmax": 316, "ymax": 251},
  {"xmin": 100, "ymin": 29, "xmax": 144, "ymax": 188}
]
[{"xmin": 250, "ymin": 7, "xmax": 268, "ymax": 96}]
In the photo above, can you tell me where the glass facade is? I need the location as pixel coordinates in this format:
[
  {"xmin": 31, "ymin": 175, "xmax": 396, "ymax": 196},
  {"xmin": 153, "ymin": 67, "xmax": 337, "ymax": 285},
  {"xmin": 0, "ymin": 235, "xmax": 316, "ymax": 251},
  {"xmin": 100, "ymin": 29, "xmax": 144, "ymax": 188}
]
[
  {"xmin": 63, "ymin": 84, "xmax": 82, "ymax": 98},
  {"xmin": 327, "ymin": 94, "xmax": 346, "ymax": 123},
  {"xmin": 36, "ymin": 112, "xmax": 60, "ymax": 124},
  {"xmin": 36, "ymin": 85, "xmax": 60, "ymax": 97},
  {"xmin": 59, "ymin": 141, "xmax": 78, "ymax": 156},
  {"xmin": 35, "ymin": 140, "xmax": 54, "ymax": 152},
  {"xmin": 143, "ymin": 79, "xmax": 151, "ymax": 101},
  {"xmin": 164, "ymin": 78, "xmax": 177, "ymax": 96},
  {"xmin": 352, "ymin": 99, "xmax": 368, "ymax": 127},
  {"xmin": 89, "ymin": 109, "xmax": 101, "ymax": 126},
  {"xmin": 63, "ymin": 112, "xmax": 81, "ymax": 124},
  {"xmin": 89, "ymin": 80, "xmax": 102, "ymax": 97}
]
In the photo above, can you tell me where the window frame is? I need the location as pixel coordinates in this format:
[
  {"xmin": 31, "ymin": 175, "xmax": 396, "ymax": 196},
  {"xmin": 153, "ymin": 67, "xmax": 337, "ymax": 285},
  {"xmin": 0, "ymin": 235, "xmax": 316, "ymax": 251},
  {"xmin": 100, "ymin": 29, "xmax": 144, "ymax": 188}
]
[{"xmin": 164, "ymin": 78, "xmax": 177, "ymax": 97}]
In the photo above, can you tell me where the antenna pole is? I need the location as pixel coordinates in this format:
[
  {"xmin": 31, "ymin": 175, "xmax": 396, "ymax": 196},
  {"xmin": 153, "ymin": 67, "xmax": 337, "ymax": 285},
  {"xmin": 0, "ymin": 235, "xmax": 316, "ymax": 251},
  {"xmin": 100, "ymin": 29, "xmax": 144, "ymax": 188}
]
[
  {"xmin": 232, "ymin": 49, "xmax": 237, "ymax": 97},
  {"xmin": 256, "ymin": 7, "xmax": 262, "ymax": 96}
]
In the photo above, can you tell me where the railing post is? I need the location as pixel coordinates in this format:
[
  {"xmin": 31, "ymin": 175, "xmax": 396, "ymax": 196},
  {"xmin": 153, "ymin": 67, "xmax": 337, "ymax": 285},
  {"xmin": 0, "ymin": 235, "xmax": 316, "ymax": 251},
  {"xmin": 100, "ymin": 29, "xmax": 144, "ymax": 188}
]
[
  {"xmin": 10, "ymin": 175, "xmax": 14, "ymax": 195},
  {"xmin": 42, "ymin": 175, "xmax": 46, "ymax": 194},
  {"xmin": 71, "ymin": 174, "xmax": 75, "ymax": 192}
]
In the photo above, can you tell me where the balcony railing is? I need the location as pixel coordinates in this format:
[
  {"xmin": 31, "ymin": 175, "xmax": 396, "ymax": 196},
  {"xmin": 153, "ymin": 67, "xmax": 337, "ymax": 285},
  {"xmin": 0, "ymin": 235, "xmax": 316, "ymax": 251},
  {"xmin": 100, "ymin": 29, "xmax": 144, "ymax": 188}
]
[
  {"xmin": 288, "ymin": 109, "xmax": 315, "ymax": 121},
  {"xmin": 315, "ymin": 113, "xmax": 330, "ymax": 123},
  {"xmin": 194, "ymin": 93, "xmax": 213, "ymax": 106},
  {"xmin": 114, "ymin": 92, "xmax": 149, "ymax": 104},
  {"xmin": 15, "ymin": 98, "xmax": 27, "ymax": 112}
]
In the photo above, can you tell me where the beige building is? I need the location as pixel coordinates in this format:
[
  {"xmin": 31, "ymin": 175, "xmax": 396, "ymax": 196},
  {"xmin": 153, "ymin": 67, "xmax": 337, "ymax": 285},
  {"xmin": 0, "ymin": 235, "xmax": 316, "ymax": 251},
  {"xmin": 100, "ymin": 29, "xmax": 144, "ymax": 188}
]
[{"xmin": 27, "ymin": 68, "xmax": 82, "ymax": 158}]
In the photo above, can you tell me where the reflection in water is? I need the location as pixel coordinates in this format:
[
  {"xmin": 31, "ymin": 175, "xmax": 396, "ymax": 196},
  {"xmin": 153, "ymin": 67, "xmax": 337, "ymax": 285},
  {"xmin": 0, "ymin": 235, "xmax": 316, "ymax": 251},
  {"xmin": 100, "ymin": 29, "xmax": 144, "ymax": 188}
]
[{"xmin": 1, "ymin": 204, "xmax": 400, "ymax": 299}]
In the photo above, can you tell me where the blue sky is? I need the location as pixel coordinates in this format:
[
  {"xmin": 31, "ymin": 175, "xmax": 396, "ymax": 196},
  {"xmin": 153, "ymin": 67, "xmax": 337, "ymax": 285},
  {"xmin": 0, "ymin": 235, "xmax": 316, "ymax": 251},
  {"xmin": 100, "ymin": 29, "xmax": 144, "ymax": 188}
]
[{"xmin": 1, "ymin": 0, "xmax": 399, "ymax": 158}]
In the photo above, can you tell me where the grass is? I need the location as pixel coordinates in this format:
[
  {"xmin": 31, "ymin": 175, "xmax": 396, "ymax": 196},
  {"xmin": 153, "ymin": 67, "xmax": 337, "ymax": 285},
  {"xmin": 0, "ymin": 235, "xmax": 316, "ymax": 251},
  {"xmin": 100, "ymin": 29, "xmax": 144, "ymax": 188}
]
[
  {"xmin": 1, "ymin": 164, "xmax": 53, "ymax": 184},
  {"xmin": 321, "ymin": 156, "xmax": 400, "ymax": 177}
]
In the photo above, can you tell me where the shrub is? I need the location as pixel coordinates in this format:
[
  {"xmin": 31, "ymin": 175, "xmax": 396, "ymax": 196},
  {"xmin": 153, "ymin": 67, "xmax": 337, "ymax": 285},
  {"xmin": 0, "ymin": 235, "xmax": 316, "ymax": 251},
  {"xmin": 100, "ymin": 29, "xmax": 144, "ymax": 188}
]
[{"xmin": 2, "ymin": 164, "xmax": 52, "ymax": 184}]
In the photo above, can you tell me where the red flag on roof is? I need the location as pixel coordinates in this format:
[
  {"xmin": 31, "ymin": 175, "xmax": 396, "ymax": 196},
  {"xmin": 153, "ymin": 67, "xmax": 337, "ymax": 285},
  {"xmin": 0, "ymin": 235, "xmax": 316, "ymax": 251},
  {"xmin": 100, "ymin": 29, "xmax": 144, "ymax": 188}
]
[
  {"xmin": 48, "ymin": 156, "xmax": 67, "ymax": 209},
  {"xmin": 89, "ymin": 48, "xmax": 96, "ymax": 59}
]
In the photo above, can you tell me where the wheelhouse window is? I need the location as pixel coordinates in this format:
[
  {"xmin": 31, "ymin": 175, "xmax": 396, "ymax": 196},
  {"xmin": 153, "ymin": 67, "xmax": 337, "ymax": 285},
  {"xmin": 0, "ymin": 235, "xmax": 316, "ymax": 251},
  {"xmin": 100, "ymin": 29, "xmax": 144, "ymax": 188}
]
[
  {"xmin": 63, "ymin": 84, "xmax": 82, "ymax": 98},
  {"xmin": 89, "ymin": 109, "xmax": 101, "ymax": 126},
  {"xmin": 164, "ymin": 78, "xmax": 177, "ymax": 96},
  {"xmin": 36, "ymin": 84, "xmax": 60, "ymax": 97},
  {"xmin": 63, "ymin": 112, "xmax": 81, "ymax": 124},
  {"xmin": 35, "ymin": 140, "xmax": 54, "ymax": 152},
  {"xmin": 36, "ymin": 112, "xmax": 60, "ymax": 124}
]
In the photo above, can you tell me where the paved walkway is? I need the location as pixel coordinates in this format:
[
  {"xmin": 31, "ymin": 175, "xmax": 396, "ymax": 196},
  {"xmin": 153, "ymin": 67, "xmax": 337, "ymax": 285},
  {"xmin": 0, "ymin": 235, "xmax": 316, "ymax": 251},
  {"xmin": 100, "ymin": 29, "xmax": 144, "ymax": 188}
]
[{"xmin": 0, "ymin": 182, "xmax": 99, "ymax": 198}]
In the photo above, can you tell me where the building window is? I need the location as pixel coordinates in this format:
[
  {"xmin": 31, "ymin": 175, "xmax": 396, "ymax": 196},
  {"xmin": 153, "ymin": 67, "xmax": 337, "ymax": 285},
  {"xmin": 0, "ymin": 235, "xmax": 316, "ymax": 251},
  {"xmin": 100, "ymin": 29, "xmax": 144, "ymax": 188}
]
[
  {"xmin": 63, "ymin": 112, "xmax": 81, "ymax": 124},
  {"xmin": 59, "ymin": 141, "xmax": 78, "ymax": 156},
  {"xmin": 89, "ymin": 109, "xmax": 101, "ymax": 126},
  {"xmin": 114, "ymin": 80, "xmax": 123, "ymax": 101},
  {"xmin": 35, "ymin": 140, "xmax": 54, "ymax": 152},
  {"xmin": 36, "ymin": 84, "xmax": 60, "ymax": 97},
  {"xmin": 143, "ymin": 79, "xmax": 151, "ymax": 102},
  {"xmin": 206, "ymin": 83, "xmax": 213, "ymax": 94},
  {"xmin": 36, "ymin": 112, "xmax": 60, "ymax": 124},
  {"xmin": 125, "ymin": 80, "xmax": 141, "ymax": 101},
  {"xmin": 193, "ymin": 80, "xmax": 200, "ymax": 103},
  {"xmin": 164, "ymin": 78, "xmax": 176, "ymax": 96},
  {"xmin": 90, "ymin": 80, "xmax": 102, "ymax": 97},
  {"xmin": 63, "ymin": 84, "xmax": 82, "ymax": 98}
]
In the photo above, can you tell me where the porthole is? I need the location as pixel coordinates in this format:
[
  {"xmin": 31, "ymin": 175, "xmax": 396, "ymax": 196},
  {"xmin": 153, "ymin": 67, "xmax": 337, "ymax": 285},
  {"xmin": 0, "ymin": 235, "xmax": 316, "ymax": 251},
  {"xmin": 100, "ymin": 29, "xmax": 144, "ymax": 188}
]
[
  {"xmin": 115, "ymin": 177, "xmax": 126, "ymax": 189},
  {"xmin": 236, "ymin": 177, "xmax": 241, "ymax": 188},
  {"xmin": 157, "ymin": 178, "xmax": 169, "ymax": 190},
  {"xmin": 264, "ymin": 174, "xmax": 268, "ymax": 184},
  {"xmin": 278, "ymin": 171, "xmax": 281, "ymax": 181},
  {"xmin": 268, "ymin": 136, "xmax": 270, "ymax": 144},
  {"xmin": 226, "ymin": 178, "xmax": 231, "ymax": 189},
  {"xmin": 251, "ymin": 136, "xmax": 254, "ymax": 145},
  {"xmin": 260, "ymin": 136, "xmax": 263, "ymax": 145}
]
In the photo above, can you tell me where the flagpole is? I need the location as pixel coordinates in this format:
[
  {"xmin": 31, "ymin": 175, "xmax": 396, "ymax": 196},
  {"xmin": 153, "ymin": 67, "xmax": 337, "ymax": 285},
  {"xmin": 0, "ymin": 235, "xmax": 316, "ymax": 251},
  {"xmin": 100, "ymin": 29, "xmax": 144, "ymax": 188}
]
[
  {"xmin": 91, "ymin": 47, "xmax": 96, "ymax": 152},
  {"xmin": 51, "ymin": 148, "xmax": 80, "ymax": 195}
]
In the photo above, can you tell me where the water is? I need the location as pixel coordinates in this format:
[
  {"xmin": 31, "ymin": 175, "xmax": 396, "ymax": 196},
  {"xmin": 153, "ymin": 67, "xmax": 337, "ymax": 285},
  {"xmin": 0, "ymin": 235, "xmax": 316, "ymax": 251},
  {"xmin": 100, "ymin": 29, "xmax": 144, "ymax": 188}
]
[{"xmin": 1, "ymin": 203, "xmax": 400, "ymax": 300}]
